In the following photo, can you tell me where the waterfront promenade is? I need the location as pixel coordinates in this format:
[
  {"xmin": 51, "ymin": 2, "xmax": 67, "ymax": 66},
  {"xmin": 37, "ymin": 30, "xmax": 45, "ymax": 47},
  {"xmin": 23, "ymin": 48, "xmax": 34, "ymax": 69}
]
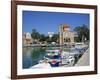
[{"xmin": 75, "ymin": 48, "xmax": 89, "ymax": 66}]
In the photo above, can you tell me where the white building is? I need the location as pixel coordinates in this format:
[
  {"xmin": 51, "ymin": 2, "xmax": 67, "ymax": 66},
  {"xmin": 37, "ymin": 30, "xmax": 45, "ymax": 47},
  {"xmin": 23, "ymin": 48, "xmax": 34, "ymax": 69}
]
[{"xmin": 23, "ymin": 32, "xmax": 33, "ymax": 46}]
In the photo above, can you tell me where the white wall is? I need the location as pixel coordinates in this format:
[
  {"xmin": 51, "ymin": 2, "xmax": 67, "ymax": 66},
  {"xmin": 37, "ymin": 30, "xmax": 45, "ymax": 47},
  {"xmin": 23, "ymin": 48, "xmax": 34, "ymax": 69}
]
[{"xmin": 0, "ymin": 0, "xmax": 100, "ymax": 80}]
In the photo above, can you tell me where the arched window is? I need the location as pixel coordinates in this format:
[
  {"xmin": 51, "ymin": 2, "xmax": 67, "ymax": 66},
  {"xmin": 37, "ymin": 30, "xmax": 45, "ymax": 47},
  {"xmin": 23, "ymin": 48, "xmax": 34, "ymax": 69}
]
[{"xmin": 64, "ymin": 38, "xmax": 70, "ymax": 42}]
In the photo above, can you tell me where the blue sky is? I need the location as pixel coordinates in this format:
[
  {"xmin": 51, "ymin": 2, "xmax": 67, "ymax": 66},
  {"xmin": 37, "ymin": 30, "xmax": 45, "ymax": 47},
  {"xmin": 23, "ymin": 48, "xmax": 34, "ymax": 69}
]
[{"xmin": 22, "ymin": 11, "xmax": 89, "ymax": 35}]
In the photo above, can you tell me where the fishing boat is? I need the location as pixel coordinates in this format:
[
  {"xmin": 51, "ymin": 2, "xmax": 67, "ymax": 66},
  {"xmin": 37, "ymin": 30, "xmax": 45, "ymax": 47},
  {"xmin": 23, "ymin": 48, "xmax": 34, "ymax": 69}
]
[
  {"xmin": 37, "ymin": 49, "xmax": 76, "ymax": 67},
  {"xmin": 45, "ymin": 50, "xmax": 62, "ymax": 67},
  {"xmin": 32, "ymin": 48, "xmax": 82, "ymax": 68}
]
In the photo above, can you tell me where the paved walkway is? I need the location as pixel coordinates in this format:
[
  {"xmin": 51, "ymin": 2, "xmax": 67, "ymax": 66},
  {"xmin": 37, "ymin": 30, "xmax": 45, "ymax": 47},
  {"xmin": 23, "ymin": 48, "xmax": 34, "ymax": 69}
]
[{"xmin": 75, "ymin": 48, "xmax": 89, "ymax": 66}]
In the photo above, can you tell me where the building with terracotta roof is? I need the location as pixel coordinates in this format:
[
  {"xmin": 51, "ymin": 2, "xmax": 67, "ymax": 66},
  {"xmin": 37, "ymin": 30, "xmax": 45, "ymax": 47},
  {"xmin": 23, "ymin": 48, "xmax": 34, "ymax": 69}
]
[{"xmin": 59, "ymin": 24, "xmax": 77, "ymax": 45}]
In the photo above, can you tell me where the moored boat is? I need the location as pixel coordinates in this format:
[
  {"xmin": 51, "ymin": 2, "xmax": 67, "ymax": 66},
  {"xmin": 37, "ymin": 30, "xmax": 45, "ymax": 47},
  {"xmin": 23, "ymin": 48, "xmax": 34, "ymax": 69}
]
[{"xmin": 45, "ymin": 50, "xmax": 62, "ymax": 67}]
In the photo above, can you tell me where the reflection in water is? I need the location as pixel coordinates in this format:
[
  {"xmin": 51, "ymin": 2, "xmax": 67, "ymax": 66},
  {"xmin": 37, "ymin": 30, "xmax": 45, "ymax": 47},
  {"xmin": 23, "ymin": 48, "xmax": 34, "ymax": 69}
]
[
  {"xmin": 23, "ymin": 46, "xmax": 69, "ymax": 69},
  {"xmin": 23, "ymin": 47, "xmax": 45, "ymax": 69},
  {"xmin": 23, "ymin": 45, "xmax": 88, "ymax": 69}
]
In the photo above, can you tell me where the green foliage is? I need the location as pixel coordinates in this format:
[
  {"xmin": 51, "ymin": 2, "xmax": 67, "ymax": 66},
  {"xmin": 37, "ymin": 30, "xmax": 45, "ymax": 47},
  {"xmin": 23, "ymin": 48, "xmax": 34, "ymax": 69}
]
[
  {"xmin": 31, "ymin": 28, "xmax": 59, "ymax": 43},
  {"xmin": 39, "ymin": 34, "xmax": 46, "ymax": 42},
  {"xmin": 31, "ymin": 29, "xmax": 40, "ymax": 39},
  {"xmin": 74, "ymin": 24, "xmax": 89, "ymax": 42},
  {"xmin": 52, "ymin": 34, "xmax": 59, "ymax": 42}
]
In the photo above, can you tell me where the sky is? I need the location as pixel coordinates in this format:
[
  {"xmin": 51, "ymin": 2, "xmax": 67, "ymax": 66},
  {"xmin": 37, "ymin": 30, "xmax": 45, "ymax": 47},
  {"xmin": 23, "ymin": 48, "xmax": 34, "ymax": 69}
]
[{"xmin": 22, "ymin": 11, "xmax": 89, "ymax": 35}]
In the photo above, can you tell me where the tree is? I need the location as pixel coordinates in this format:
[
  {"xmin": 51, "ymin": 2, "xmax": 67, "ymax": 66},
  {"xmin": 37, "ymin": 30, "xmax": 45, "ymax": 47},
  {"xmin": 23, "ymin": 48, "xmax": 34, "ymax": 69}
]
[
  {"xmin": 45, "ymin": 35, "xmax": 51, "ymax": 43},
  {"xmin": 31, "ymin": 29, "xmax": 40, "ymax": 40},
  {"xmin": 46, "ymin": 34, "xmax": 59, "ymax": 43},
  {"xmin": 52, "ymin": 34, "xmax": 59, "ymax": 42},
  {"xmin": 31, "ymin": 29, "xmax": 59, "ymax": 43},
  {"xmin": 74, "ymin": 24, "xmax": 89, "ymax": 42},
  {"xmin": 39, "ymin": 34, "xmax": 46, "ymax": 42}
]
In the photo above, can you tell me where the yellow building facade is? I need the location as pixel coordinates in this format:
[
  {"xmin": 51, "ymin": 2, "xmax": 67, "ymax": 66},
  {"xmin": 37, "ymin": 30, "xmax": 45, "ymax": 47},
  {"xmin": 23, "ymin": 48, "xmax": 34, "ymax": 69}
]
[{"xmin": 59, "ymin": 24, "xmax": 75, "ymax": 45}]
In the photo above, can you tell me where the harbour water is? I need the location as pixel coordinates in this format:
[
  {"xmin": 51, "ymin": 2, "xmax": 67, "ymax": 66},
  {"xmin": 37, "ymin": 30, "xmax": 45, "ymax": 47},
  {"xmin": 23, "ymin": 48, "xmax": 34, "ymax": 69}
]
[
  {"xmin": 23, "ymin": 47, "xmax": 46, "ymax": 68},
  {"xmin": 23, "ymin": 46, "xmax": 68, "ymax": 69},
  {"xmin": 23, "ymin": 44, "xmax": 88, "ymax": 69}
]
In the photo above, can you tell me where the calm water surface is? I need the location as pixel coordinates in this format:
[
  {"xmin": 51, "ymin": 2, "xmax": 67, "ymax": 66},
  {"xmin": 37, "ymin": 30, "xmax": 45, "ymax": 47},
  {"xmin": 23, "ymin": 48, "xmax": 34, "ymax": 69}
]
[
  {"xmin": 23, "ymin": 47, "xmax": 46, "ymax": 69},
  {"xmin": 22, "ymin": 46, "xmax": 82, "ymax": 69},
  {"xmin": 23, "ymin": 46, "xmax": 65, "ymax": 69}
]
